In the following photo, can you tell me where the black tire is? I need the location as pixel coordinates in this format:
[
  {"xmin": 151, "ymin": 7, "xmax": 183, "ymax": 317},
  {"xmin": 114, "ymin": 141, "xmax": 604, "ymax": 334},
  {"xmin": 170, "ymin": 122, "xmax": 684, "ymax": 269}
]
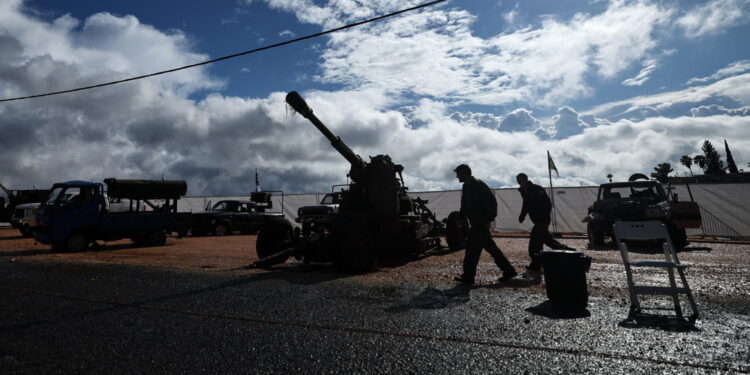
[
  {"xmin": 66, "ymin": 233, "xmax": 90, "ymax": 252},
  {"xmin": 147, "ymin": 231, "xmax": 167, "ymax": 246},
  {"xmin": 666, "ymin": 223, "xmax": 688, "ymax": 250},
  {"xmin": 445, "ymin": 211, "xmax": 468, "ymax": 251},
  {"xmin": 213, "ymin": 222, "xmax": 231, "ymax": 236},
  {"xmin": 587, "ymin": 222, "xmax": 605, "ymax": 246},
  {"xmin": 19, "ymin": 225, "xmax": 32, "ymax": 237},
  {"xmin": 334, "ymin": 217, "xmax": 375, "ymax": 273},
  {"xmin": 190, "ymin": 230, "xmax": 207, "ymax": 237},
  {"xmin": 256, "ymin": 219, "xmax": 293, "ymax": 263}
]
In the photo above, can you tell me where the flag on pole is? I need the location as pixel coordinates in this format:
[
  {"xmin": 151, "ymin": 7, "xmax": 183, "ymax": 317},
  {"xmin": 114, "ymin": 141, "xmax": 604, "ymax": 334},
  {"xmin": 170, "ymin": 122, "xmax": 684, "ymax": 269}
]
[
  {"xmin": 547, "ymin": 151, "xmax": 559, "ymax": 178},
  {"xmin": 255, "ymin": 169, "xmax": 260, "ymax": 192}
]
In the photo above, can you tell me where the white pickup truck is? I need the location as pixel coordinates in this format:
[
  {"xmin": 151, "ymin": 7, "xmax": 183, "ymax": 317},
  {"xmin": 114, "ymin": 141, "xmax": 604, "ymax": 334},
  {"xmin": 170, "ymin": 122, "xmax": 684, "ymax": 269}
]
[{"xmin": 11, "ymin": 202, "xmax": 40, "ymax": 237}]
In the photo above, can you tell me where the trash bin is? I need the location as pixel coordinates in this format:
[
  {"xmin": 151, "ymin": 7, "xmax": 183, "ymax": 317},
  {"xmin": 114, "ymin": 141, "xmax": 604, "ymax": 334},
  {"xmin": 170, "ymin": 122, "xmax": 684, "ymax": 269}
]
[{"xmin": 539, "ymin": 249, "xmax": 592, "ymax": 308}]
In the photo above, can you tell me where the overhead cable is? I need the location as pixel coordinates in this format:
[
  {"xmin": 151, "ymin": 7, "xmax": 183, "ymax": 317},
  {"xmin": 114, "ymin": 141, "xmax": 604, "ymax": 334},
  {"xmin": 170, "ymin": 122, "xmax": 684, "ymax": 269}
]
[{"xmin": 0, "ymin": 0, "xmax": 446, "ymax": 103}]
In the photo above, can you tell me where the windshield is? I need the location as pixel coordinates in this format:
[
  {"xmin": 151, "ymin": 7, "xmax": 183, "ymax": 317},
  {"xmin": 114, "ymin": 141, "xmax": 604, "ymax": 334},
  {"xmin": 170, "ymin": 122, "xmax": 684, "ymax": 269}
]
[
  {"xmin": 212, "ymin": 201, "xmax": 241, "ymax": 211},
  {"xmin": 44, "ymin": 187, "xmax": 82, "ymax": 205},
  {"xmin": 320, "ymin": 194, "xmax": 340, "ymax": 205},
  {"xmin": 601, "ymin": 184, "xmax": 661, "ymax": 200},
  {"xmin": 44, "ymin": 187, "xmax": 64, "ymax": 204}
]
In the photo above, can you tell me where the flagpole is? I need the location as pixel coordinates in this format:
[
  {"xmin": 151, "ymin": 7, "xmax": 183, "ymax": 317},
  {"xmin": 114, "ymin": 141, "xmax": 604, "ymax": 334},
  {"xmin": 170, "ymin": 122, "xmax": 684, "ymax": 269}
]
[
  {"xmin": 255, "ymin": 169, "xmax": 260, "ymax": 193},
  {"xmin": 547, "ymin": 151, "xmax": 558, "ymax": 233}
]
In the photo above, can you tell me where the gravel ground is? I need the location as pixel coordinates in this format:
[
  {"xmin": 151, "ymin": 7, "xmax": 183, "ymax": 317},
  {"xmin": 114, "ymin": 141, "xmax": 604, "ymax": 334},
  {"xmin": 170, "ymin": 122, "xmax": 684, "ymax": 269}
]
[{"xmin": 0, "ymin": 228, "xmax": 748, "ymax": 374}]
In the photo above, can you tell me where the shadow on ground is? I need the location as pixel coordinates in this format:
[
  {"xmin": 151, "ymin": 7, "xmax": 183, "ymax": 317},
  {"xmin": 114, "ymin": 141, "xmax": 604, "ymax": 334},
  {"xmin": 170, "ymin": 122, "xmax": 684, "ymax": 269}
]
[
  {"xmin": 0, "ymin": 235, "xmax": 26, "ymax": 241},
  {"xmin": 619, "ymin": 313, "xmax": 700, "ymax": 332},
  {"xmin": 384, "ymin": 284, "xmax": 472, "ymax": 313},
  {"xmin": 525, "ymin": 300, "xmax": 591, "ymax": 319}
]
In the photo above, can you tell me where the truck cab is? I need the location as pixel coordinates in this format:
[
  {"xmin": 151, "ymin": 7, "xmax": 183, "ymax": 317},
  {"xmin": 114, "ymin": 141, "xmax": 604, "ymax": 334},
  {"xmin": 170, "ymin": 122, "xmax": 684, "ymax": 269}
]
[{"xmin": 35, "ymin": 181, "xmax": 103, "ymax": 248}]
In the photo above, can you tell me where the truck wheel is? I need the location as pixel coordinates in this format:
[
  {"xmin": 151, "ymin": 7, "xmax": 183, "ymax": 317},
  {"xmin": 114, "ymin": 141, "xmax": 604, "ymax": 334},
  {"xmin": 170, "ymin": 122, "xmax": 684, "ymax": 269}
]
[
  {"xmin": 213, "ymin": 222, "xmax": 231, "ymax": 236},
  {"xmin": 256, "ymin": 219, "xmax": 293, "ymax": 263},
  {"xmin": 148, "ymin": 231, "xmax": 167, "ymax": 246},
  {"xmin": 587, "ymin": 222, "xmax": 605, "ymax": 246},
  {"xmin": 66, "ymin": 233, "xmax": 90, "ymax": 252},
  {"xmin": 19, "ymin": 225, "xmax": 32, "ymax": 237},
  {"xmin": 445, "ymin": 211, "xmax": 468, "ymax": 251}
]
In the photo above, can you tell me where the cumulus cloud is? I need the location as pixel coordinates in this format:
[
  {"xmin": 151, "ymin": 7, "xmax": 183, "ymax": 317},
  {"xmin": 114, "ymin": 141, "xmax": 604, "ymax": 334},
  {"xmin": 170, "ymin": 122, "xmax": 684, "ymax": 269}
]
[
  {"xmin": 550, "ymin": 106, "xmax": 590, "ymax": 139},
  {"xmin": 676, "ymin": 0, "xmax": 749, "ymax": 38},
  {"xmin": 278, "ymin": 29, "xmax": 295, "ymax": 38},
  {"xmin": 498, "ymin": 108, "xmax": 542, "ymax": 132},
  {"xmin": 449, "ymin": 111, "xmax": 503, "ymax": 130}
]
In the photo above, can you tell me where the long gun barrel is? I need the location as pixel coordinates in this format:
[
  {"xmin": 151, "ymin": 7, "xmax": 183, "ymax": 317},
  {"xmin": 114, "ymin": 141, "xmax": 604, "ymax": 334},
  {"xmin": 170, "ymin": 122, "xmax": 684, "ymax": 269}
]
[{"xmin": 286, "ymin": 91, "xmax": 366, "ymax": 171}]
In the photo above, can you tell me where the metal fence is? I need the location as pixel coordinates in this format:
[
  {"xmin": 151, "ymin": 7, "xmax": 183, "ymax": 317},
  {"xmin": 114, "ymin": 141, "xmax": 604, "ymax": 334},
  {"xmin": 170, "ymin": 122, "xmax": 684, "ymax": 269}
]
[{"xmin": 699, "ymin": 206, "xmax": 747, "ymax": 241}]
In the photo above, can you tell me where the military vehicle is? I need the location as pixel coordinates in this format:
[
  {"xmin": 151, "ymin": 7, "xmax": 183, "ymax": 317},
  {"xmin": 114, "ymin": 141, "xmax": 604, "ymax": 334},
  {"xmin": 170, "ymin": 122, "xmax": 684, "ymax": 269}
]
[
  {"xmin": 190, "ymin": 191, "xmax": 284, "ymax": 236},
  {"xmin": 583, "ymin": 174, "xmax": 701, "ymax": 249},
  {"xmin": 295, "ymin": 189, "xmax": 343, "ymax": 237},
  {"xmin": 253, "ymin": 91, "xmax": 442, "ymax": 271}
]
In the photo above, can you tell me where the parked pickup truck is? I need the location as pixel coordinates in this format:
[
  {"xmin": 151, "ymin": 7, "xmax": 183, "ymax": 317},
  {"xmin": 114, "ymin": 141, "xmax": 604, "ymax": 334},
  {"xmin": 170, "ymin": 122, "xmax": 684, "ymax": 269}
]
[
  {"xmin": 190, "ymin": 191, "xmax": 284, "ymax": 236},
  {"xmin": 10, "ymin": 202, "xmax": 40, "ymax": 237},
  {"xmin": 34, "ymin": 179, "xmax": 192, "ymax": 252},
  {"xmin": 0, "ymin": 182, "xmax": 50, "ymax": 223},
  {"xmin": 295, "ymin": 192, "xmax": 342, "ymax": 236}
]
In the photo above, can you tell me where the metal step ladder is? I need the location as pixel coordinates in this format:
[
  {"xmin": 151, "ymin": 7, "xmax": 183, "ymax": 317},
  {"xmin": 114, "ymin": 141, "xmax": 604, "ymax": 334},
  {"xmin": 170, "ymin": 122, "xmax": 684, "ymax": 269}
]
[{"xmin": 613, "ymin": 221, "xmax": 699, "ymax": 324}]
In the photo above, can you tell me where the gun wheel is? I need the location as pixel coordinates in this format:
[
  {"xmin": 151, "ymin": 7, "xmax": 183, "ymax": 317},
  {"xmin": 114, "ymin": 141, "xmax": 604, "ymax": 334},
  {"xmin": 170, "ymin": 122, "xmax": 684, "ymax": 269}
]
[
  {"xmin": 335, "ymin": 218, "xmax": 375, "ymax": 273},
  {"xmin": 256, "ymin": 219, "xmax": 293, "ymax": 264}
]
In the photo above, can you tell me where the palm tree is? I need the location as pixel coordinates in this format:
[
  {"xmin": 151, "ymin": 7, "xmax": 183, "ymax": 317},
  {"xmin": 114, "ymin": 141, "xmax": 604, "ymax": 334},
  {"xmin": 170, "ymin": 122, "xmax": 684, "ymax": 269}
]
[{"xmin": 680, "ymin": 155, "xmax": 694, "ymax": 176}]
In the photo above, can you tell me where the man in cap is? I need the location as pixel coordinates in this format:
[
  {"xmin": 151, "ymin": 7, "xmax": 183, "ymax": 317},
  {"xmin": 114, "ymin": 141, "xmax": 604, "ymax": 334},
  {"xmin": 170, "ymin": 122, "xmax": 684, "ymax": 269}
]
[
  {"xmin": 453, "ymin": 164, "xmax": 517, "ymax": 284},
  {"xmin": 516, "ymin": 173, "xmax": 575, "ymax": 277}
]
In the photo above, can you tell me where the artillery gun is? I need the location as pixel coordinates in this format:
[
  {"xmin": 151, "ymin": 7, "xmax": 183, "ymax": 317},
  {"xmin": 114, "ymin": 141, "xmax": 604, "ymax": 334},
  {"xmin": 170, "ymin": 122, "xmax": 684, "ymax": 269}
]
[{"xmin": 254, "ymin": 91, "xmax": 442, "ymax": 271}]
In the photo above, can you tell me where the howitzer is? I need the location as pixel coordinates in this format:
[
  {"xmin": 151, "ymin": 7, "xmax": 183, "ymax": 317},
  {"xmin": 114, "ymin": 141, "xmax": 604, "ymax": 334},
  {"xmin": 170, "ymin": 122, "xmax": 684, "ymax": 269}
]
[{"xmin": 253, "ymin": 91, "xmax": 442, "ymax": 271}]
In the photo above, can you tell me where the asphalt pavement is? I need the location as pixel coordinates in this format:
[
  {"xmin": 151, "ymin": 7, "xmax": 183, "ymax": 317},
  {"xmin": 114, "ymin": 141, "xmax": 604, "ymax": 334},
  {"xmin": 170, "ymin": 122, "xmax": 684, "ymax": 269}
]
[{"xmin": 1, "ymin": 255, "xmax": 748, "ymax": 374}]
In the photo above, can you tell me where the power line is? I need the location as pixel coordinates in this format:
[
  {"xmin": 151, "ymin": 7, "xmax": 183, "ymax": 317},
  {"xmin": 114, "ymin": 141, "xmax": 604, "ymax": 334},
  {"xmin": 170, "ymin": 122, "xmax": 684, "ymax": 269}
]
[{"xmin": 0, "ymin": 0, "xmax": 447, "ymax": 103}]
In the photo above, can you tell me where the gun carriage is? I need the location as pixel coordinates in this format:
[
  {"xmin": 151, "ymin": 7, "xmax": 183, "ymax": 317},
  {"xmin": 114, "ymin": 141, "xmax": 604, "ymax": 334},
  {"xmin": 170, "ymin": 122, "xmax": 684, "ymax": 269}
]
[{"xmin": 254, "ymin": 91, "xmax": 442, "ymax": 271}]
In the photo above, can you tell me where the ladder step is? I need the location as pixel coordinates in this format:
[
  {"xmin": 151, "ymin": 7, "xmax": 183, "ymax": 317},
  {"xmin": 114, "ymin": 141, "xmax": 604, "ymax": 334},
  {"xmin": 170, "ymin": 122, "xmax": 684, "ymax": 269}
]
[
  {"xmin": 633, "ymin": 285, "xmax": 691, "ymax": 295},
  {"xmin": 629, "ymin": 260, "xmax": 686, "ymax": 268}
]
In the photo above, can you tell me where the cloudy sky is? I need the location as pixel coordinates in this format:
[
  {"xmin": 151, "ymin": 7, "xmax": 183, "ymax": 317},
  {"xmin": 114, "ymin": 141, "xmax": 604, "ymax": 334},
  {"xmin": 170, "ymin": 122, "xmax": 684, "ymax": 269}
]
[{"xmin": 1, "ymin": 0, "xmax": 749, "ymax": 195}]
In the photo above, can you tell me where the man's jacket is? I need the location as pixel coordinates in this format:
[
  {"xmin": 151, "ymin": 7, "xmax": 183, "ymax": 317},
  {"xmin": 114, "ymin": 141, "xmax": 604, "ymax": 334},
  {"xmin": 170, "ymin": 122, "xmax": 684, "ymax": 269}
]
[
  {"xmin": 518, "ymin": 182, "xmax": 552, "ymax": 224},
  {"xmin": 460, "ymin": 177, "xmax": 497, "ymax": 224}
]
